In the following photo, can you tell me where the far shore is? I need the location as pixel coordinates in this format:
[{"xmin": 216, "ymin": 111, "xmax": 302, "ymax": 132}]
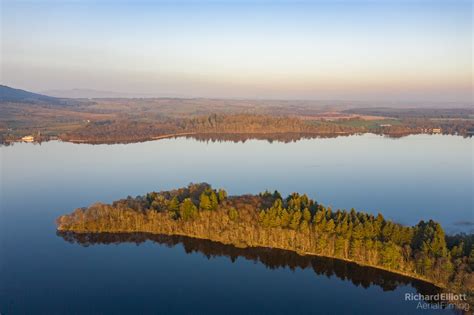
[{"xmin": 3, "ymin": 130, "xmax": 457, "ymax": 146}]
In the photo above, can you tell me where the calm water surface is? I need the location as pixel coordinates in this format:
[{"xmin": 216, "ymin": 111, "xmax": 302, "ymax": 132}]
[{"xmin": 1, "ymin": 134, "xmax": 472, "ymax": 314}]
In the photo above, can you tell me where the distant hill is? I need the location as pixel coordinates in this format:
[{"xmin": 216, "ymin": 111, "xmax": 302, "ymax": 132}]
[
  {"xmin": 42, "ymin": 88, "xmax": 156, "ymax": 99},
  {"xmin": 0, "ymin": 85, "xmax": 64, "ymax": 104}
]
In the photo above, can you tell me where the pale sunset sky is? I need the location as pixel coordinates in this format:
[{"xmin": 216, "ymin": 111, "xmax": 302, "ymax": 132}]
[{"xmin": 1, "ymin": 0, "xmax": 472, "ymax": 101}]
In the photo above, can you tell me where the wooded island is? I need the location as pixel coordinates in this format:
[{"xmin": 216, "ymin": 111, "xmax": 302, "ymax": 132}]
[{"xmin": 56, "ymin": 183, "xmax": 473, "ymax": 303}]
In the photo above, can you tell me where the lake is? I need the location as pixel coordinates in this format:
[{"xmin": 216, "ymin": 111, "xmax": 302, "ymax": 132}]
[{"xmin": 1, "ymin": 134, "xmax": 472, "ymax": 314}]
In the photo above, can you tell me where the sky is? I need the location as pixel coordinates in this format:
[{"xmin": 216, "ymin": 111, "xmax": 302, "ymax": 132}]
[{"xmin": 1, "ymin": 0, "xmax": 472, "ymax": 101}]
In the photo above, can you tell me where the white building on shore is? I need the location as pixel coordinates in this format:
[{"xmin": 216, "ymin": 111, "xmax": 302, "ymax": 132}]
[{"xmin": 21, "ymin": 135, "xmax": 34, "ymax": 142}]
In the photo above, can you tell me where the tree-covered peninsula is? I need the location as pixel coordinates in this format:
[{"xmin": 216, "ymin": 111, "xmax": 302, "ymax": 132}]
[{"xmin": 56, "ymin": 184, "xmax": 473, "ymax": 299}]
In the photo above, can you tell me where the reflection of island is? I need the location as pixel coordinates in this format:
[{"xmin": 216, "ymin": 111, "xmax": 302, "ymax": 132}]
[
  {"xmin": 185, "ymin": 132, "xmax": 359, "ymax": 144},
  {"xmin": 57, "ymin": 231, "xmax": 441, "ymax": 296}
]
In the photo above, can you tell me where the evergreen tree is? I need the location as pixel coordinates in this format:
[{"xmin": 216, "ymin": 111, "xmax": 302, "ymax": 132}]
[
  {"xmin": 199, "ymin": 193, "xmax": 212, "ymax": 211},
  {"xmin": 289, "ymin": 210, "xmax": 302, "ymax": 230},
  {"xmin": 273, "ymin": 190, "xmax": 282, "ymax": 200},
  {"xmin": 218, "ymin": 189, "xmax": 227, "ymax": 203},
  {"xmin": 168, "ymin": 196, "xmax": 180, "ymax": 218},
  {"xmin": 325, "ymin": 219, "xmax": 336, "ymax": 234},
  {"xmin": 450, "ymin": 243, "xmax": 464, "ymax": 258},
  {"xmin": 303, "ymin": 208, "xmax": 312, "ymax": 222},
  {"xmin": 180, "ymin": 198, "xmax": 198, "ymax": 220},
  {"xmin": 335, "ymin": 236, "xmax": 346, "ymax": 257},
  {"xmin": 381, "ymin": 241, "xmax": 402, "ymax": 269},
  {"xmin": 299, "ymin": 219, "xmax": 309, "ymax": 232},
  {"xmin": 350, "ymin": 223, "xmax": 364, "ymax": 259},
  {"xmin": 209, "ymin": 191, "xmax": 219, "ymax": 210},
  {"xmin": 281, "ymin": 209, "xmax": 291, "ymax": 227}
]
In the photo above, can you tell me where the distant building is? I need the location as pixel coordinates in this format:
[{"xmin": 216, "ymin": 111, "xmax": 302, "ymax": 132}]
[
  {"xmin": 379, "ymin": 124, "xmax": 392, "ymax": 127},
  {"xmin": 422, "ymin": 128, "xmax": 442, "ymax": 134},
  {"xmin": 21, "ymin": 135, "xmax": 34, "ymax": 142}
]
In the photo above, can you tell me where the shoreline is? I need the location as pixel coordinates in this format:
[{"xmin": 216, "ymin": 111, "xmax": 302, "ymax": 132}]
[{"xmin": 4, "ymin": 130, "xmax": 463, "ymax": 146}]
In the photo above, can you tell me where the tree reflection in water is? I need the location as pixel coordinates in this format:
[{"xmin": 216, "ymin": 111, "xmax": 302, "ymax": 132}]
[{"xmin": 57, "ymin": 231, "xmax": 441, "ymax": 296}]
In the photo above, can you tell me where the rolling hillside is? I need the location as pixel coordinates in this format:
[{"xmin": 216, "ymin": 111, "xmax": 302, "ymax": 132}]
[{"xmin": 0, "ymin": 85, "xmax": 63, "ymax": 104}]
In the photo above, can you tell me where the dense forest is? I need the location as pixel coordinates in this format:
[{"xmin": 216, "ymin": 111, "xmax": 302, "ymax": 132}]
[
  {"xmin": 56, "ymin": 114, "xmax": 473, "ymax": 144},
  {"xmin": 57, "ymin": 183, "xmax": 473, "ymax": 306},
  {"xmin": 58, "ymin": 114, "xmax": 365, "ymax": 143}
]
